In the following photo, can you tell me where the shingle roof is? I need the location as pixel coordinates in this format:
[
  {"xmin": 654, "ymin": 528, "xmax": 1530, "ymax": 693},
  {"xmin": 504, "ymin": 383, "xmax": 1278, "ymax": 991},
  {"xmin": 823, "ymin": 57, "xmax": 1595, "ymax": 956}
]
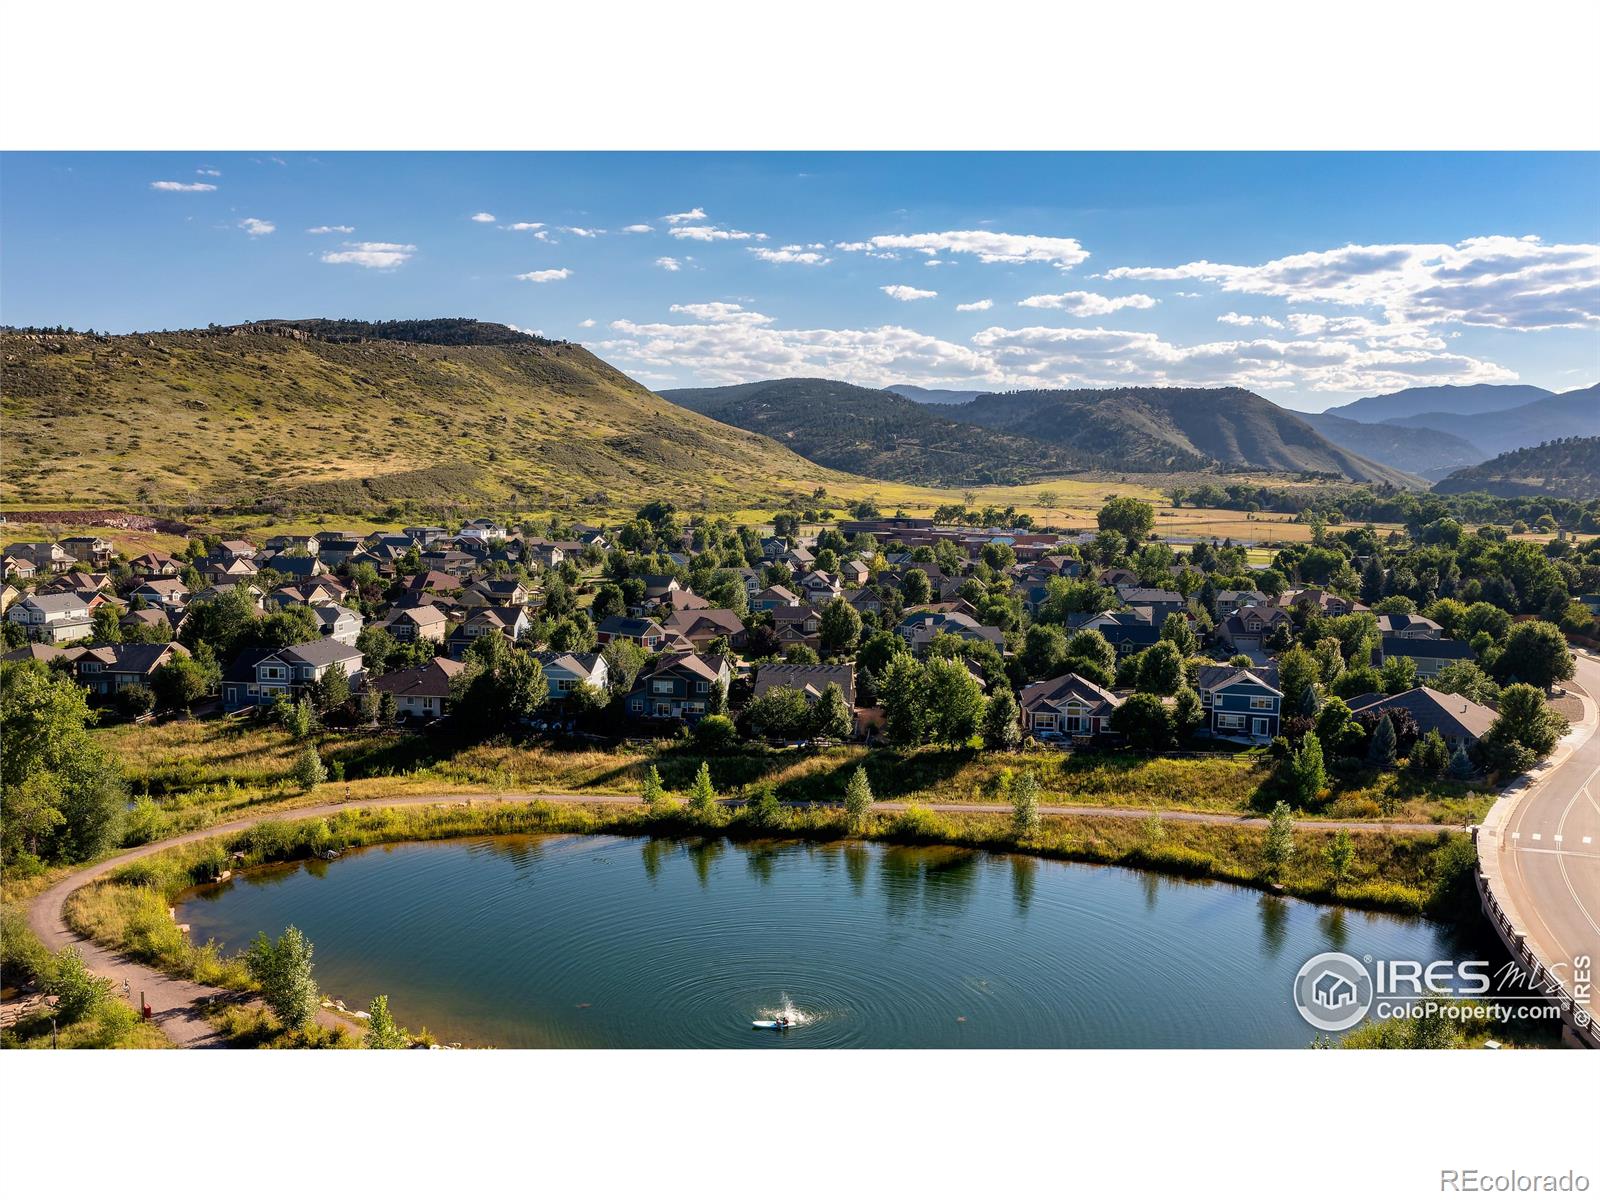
[{"xmin": 1351, "ymin": 686, "xmax": 1495, "ymax": 742}]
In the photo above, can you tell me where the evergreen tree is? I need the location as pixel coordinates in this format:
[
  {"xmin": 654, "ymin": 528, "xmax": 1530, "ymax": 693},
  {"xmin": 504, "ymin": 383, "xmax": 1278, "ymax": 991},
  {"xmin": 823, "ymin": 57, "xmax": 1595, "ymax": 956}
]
[
  {"xmin": 1368, "ymin": 713, "xmax": 1398, "ymax": 767},
  {"xmin": 689, "ymin": 761, "xmax": 717, "ymax": 817},
  {"xmin": 1412, "ymin": 729, "xmax": 1449, "ymax": 777},
  {"xmin": 810, "ymin": 682, "xmax": 853, "ymax": 741},
  {"xmin": 1448, "ymin": 743, "xmax": 1475, "ymax": 779},
  {"xmin": 640, "ymin": 764, "xmax": 667, "ymax": 811}
]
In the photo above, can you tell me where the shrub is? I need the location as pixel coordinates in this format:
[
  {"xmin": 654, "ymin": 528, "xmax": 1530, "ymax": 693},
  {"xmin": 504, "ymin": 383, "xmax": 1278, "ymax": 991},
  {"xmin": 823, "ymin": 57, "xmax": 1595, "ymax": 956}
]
[
  {"xmin": 293, "ymin": 745, "xmax": 327, "ymax": 791},
  {"xmin": 693, "ymin": 715, "xmax": 738, "ymax": 753},
  {"xmin": 843, "ymin": 766, "xmax": 873, "ymax": 833}
]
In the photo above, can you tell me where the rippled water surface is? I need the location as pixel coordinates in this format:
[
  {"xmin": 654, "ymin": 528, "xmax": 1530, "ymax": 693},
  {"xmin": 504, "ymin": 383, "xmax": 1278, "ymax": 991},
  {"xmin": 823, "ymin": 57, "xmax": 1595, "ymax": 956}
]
[{"xmin": 179, "ymin": 834, "xmax": 1466, "ymax": 1048}]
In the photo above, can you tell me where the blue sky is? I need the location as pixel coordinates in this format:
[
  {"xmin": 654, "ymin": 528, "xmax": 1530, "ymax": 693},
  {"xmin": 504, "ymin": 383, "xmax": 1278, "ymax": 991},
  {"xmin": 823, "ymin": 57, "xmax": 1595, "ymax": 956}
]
[{"xmin": 2, "ymin": 152, "xmax": 1596, "ymax": 411}]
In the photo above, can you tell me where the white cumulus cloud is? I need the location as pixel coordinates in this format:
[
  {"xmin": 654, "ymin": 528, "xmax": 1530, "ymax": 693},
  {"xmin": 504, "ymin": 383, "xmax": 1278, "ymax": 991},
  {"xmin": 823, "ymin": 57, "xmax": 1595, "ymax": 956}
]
[
  {"xmin": 516, "ymin": 268, "xmax": 572, "ymax": 283},
  {"xmin": 470, "ymin": 212, "xmax": 497, "ymax": 222},
  {"xmin": 1104, "ymin": 235, "xmax": 1600, "ymax": 330},
  {"xmin": 1017, "ymin": 290, "xmax": 1157, "ymax": 316},
  {"xmin": 321, "ymin": 241, "xmax": 416, "ymax": 269},
  {"xmin": 843, "ymin": 230, "xmax": 1089, "ymax": 270},
  {"xmin": 881, "ymin": 285, "xmax": 937, "ymax": 301},
  {"xmin": 668, "ymin": 302, "xmax": 774, "ymax": 325},
  {"xmin": 238, "ymin": 217, "xmax": 275, "ymax": 237},
  {"xmin": 749, "ymin": 245, "xmax": 831, "ymax": 265},
  {"xmin": 306, "ymin": 225, "xmax": 354, "ymax": 235},
  {"xmin": 563, "ymin": 226, "xmax": 604, "ymax": 237},
  {"xmin": 655, "ymin": 256, "xmax": 682, "ymax": 272},
  {"xmin": 150, "ymin": 180, "xmax": 216, "ymax": 192},
  {"xmin": 662, "ymin": 207, "xmax": 707, "ymax": 224},
  {"xmin": 669, "ymin": 224, "xmax": 766, "ymax": 242},
  {"xmin": 956, "ymin": 299, "xmax": 994, "ymax": 312},
  {"xmin": 622, "ymin": 224, "xmax": 653, "ymax": 233}
]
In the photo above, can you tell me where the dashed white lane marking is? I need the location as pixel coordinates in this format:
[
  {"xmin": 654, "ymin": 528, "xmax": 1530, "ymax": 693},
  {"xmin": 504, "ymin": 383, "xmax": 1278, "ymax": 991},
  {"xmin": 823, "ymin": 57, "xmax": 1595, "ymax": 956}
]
[
  {"xmin": 1586, "ymin": 836, "xmax": 1594, "ymax": 845},
  {"xmin": 1532, "ymin": 832, "xmax": 1542, "ymax": 841},
  {"xmin": 1513, "ymin": 832, "xmax": 1521, "ymax": 840}
]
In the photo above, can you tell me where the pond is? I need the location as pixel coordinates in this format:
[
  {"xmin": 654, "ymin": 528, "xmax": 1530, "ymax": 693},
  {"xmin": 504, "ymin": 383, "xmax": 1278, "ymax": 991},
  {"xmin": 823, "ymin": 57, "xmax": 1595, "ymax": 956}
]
[{"xmin": 179, "ymin": 833, "xmax": 1477, "ymax": 1048}]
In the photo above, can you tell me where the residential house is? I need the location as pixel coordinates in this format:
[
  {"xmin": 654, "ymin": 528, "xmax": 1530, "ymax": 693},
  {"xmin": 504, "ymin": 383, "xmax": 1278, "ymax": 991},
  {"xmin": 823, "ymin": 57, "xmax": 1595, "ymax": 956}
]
[
  {"xmin": 192, "ymin": 583, "xmax": 264, "ymax": 609},
  {"xmin": 1019, "ymin": 673, "xmax": 1122, "ymax": 742},
  {"xmin": 1071, "ymin": 608, "xmax": 1163, "ymax": 656},
  {"xmin": 1376, "ymin": 636, "xmax": 1475, "ymax": 680},
  {"xmin": 129, "ymin": 551, "xmax": 184, "ymax": 578},
  {"xmin": 365, "ymin": 656, "xmax": 467, "ymax": 722},
  {"xmin": 839, "ymin": 559, "xmax": 872, "ymax": 586},
  {"xmin": 314, "ymin": 538, "xmax": 363, "ymax": 567},
  {"xmin": 401, "ymin": 526, "xmax": 448, "ymax": 547},
  {"xmin": 401, "ymin": 571, "xmax": 463, "ymax": 596},
  {"xmin": 796, "ymin": 570, "xmax": 844, "ymax": 606},
  {"xmin": 750, "ymin": 584, "xmax": 799, "ymax": 613},
  {"xmin": 1213, "ymin": 589, "xmax": 1269, "ymax": 618},
  {"xmin": 1194, "ymin": 665, "xmax": 1282, "ymax": 743},
  {"xmin": 626, "ymin": 652, "xmax": 732, "ymax": 723},
  {"xmin": 661, "ymin": 607, "xmax": 746, "ymax": 652},
  {"xmin": 769, "ymin": 605, "xmax": 823, "ymax": 653},
  {"xmin": 270, "ymin": 578, "xmax": 347, "ymax": 609},
  {"xmin": 1376, "ymin": 613, "xmax": 1443, "ymax": 640},
  {"xmin": 461, "ymin": 578, "xmax": 530, "ymax": 608},
  {"xmin": 222, "ymin": 638, "xmax": 365, "ymax": 711},
  {"xmin": 39, "ymin": 569, "xmax": 109, "ymax": 596},
  {"xmin": 120, "ymin": 608, "xmax": 174, "ymax": 638},
  {"xmin": 6, "ymin": 592, "xmax": 94, "ymax": 643},
  {"xmin": 844, "ymin": 587, "xmax": 883, "ymax": 616},
  {"xmin": 312, "ymin": 603, "xmax": 365, "ymax": 646},
  {"xmin": 1097, "ymin": 567, "xmax": 1138, "ymax": 588},
  {"xmin": 458, "ymin": 518, "xmax": 508, "ymax": 542},
  {"xmin": 896, "ymin": 610, "xmax": 1004, "ymax": 655},
  {"xmin": 1214, "ymin": 604, "xmax": 1292, "ymax": 657},
  {"xmin": 60, "ymin": 536, "xmax": 114, "ymax": 567},
  {"xmin": 1115, "ymin": 586, "xmax": 1184, "ymax": 624},
  {"xmin": 752, "ymin": 661, "xmax": 857, "ymax": 709},
  {"xmin": 450, "ymin": 605, "xmax": 532, "ymax": 655},
  {"xmin": 533, "ymin": 650, "xmax": 610, "ymax": 703},
  {"xmin": 265, "ymin": 553, "xmax": 323, "ymax": 580},
  {"xmin": 1350, "ymin": 687, "xmax": 1496, "ymax": 750},
  {"xmin": 264, "ymin": 534, "xmax": 320, "ymax": 556},
  {"xmin": 202, "ymin": 556, "xmax": 258, "ymax": 587},
  {"xmin": 595, "ymin": 615, "xmax": 669, "ymax": 651},
  {"xmin": 3, "ymin": 556, "xmax": 38, "ymax": 581},
  {"xmin": 4, "ymin": 541, "xmax": 71, "ymax": 572},
  {"xmin": 130, "ymin": 577, "xmax": 190, "ymax": 618},
  {"xmin": 1279, "ymin": 588, "xmax": 1366, "ymax": 618},
  {"xmin": 216, "ymin": 539, "xmax": 258, "ymax": 562},
  {"xmin": 377, "ymin": 604, "xmax": 449, "ymax": 644},
  {"xmin": 71, "ymin": 642, "xmax": 187, "ymax": 698}
]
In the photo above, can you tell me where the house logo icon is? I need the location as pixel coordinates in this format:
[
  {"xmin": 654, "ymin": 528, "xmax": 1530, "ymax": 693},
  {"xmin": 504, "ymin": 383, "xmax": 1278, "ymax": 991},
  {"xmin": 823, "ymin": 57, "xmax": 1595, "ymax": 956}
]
[{"xmin": 1293, "ymin": 952, "xmax": 1374, "ymax": 1032}]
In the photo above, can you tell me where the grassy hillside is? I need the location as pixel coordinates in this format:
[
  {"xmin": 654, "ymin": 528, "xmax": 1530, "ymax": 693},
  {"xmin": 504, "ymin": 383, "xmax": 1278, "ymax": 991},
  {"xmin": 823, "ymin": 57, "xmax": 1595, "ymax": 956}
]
[
  {"xmin": 948, "ymin": 387, "xmax": 1417, "ymax": 486},
  {"xmin": 1433, "ymin": 436, "xmax": 1600, "ymax": 500},
  {"xmin": 1299, "ymin": 409, "xmax": 1486, "ymax": 478},
  {"xmin": 659, "ymin": 377, "xmax": 1081, "ymax": 486},
  {"xmin": 1, "ymin": 323, "xmax": 857, "ymax": 515}
]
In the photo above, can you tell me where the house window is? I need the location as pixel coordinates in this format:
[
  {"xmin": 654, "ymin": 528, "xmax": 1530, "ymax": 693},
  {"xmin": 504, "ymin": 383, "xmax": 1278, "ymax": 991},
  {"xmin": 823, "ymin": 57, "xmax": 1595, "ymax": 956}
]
[
  {"xmin": 1199, "ymin": 690, "xmax": 1212, "ymax": 705},
  {"xmin": 1033, "ymin": 713, "xmax": 1056, "ymax": 730},
  {"xmin": 1250, "ymin": 697, "xmax": 1274, "ymax": 711},
  {"xmin": 1217, "ymin": 713, "xmax": 1245, "ymax": 730},
  {"xmin": 652, "ymin": 680, "xmax": 673, "ymax": 695},
  {"xmin": 695, "ymin": 680, "xmax": 708, "ymax": 693},
  {"xmin": 556, "ymin": 678, "xmax": 574, "ymax": 692},
  {"xmin": 630, "ymin": 699, "xmax": 643, "ymax": 713}
]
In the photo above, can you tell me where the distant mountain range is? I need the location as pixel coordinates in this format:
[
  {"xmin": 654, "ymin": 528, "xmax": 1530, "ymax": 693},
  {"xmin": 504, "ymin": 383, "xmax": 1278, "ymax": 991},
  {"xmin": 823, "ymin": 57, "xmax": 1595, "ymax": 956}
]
[
  {"xmin": 1299, "ymin": 410, "xmax": 1487, "ymax": 478},
  {"xmin": 661, "ymin": 379, "xmax": 1415, "ymax": 487},
  {"xmin": 660, "ymin": 378, "xmax": 1079, "ymax": 486},
  {"xmin": 947, "ymin": 387, "xmax": 1414, "ymax": 485},
  {"xmin": 1433, "ymin": 436, "xmax": 1600, "ymax": 500},
  {"xmin": 884, "ymin": 383, "xmax": 988, "ymax": 406},
  {"xmin": 1300, "ymin": 382, "xmax": 1600, "ymax": 476}
]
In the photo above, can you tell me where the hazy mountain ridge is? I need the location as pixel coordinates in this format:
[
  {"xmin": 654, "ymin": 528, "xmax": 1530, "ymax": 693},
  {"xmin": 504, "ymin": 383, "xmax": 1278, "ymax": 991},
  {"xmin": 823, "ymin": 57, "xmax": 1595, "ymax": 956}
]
[{"xmin": 660, "ymin": 377, "xmax": 1081, "ymax": 486}]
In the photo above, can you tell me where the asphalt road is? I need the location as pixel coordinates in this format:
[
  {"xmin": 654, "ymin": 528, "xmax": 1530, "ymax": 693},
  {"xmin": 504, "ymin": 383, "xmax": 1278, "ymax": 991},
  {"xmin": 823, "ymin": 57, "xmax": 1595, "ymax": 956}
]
[{"xmin": 1493, "ymin": 653, "xmax": 1600, "ymax": 1030}]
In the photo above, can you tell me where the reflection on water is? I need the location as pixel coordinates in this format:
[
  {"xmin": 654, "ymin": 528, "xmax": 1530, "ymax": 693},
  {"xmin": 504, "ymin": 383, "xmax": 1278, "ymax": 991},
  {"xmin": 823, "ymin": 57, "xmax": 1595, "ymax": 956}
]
[{"xmin": 179, "ymin": 833, "xmax": 1464, "ymax": 1050}]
